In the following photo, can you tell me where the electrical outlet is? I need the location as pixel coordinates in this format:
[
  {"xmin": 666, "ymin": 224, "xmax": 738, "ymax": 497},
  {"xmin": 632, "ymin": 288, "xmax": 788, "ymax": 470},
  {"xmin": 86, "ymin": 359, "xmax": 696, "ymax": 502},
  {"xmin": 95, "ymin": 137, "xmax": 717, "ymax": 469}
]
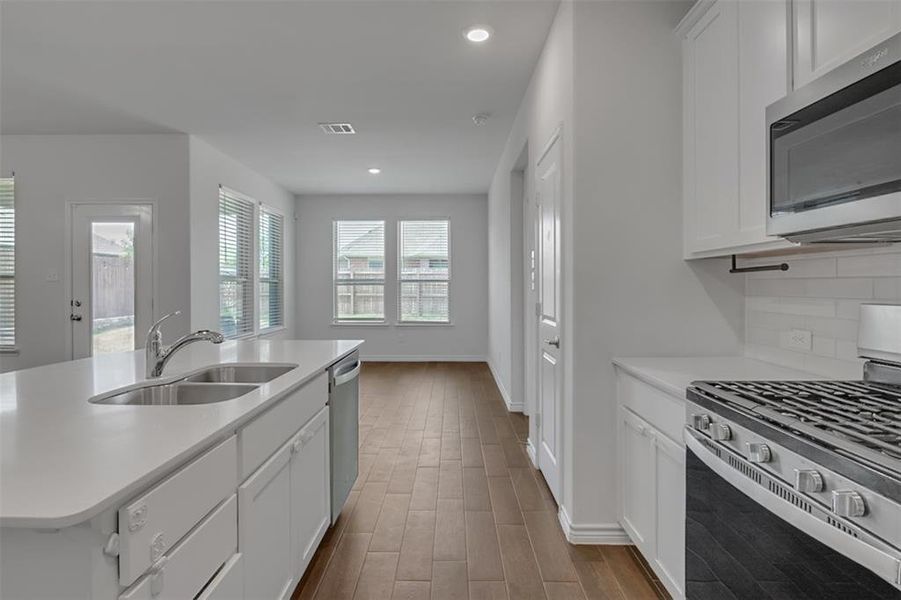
[{"xmin": 785, "ymin": 328, "xmax": 813, "ymax": 351}]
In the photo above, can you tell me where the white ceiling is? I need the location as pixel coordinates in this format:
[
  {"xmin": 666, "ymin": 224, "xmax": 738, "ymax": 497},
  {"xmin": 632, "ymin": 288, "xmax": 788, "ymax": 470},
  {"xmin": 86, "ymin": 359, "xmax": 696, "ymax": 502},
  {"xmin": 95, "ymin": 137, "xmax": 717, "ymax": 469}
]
[{"xmin": 1, "ymin": 1, "xmax": 559, "ymax": 194}]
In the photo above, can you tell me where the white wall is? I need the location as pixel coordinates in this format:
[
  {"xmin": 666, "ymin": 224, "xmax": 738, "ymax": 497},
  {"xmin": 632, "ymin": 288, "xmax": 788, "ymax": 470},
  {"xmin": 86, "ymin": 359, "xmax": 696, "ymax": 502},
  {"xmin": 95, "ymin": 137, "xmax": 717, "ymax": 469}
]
[
  {"xmin": 189, "ymin": 136, "xmax": 296, "ymax": 338},
  {"xmin": 487, "ymin": 0, "xmax": 746, "ymax": 537},
  {"xmin": 744, "ymin": 246, "xmax": 901, "ymax": 378},
  {"xmin": 0, "ymin": 134, "xmax": 191, "ymax": 372},
  {"xmin": 568, "ymin": 0, "xmax": 744, "ymax": 533},
  {"xmin": 488, "ymin": 0, "xmax": 574, "ymax": 415},
  {"xmin": 295, "ymin": 194, "xmax": 488, "ymax": 361}
]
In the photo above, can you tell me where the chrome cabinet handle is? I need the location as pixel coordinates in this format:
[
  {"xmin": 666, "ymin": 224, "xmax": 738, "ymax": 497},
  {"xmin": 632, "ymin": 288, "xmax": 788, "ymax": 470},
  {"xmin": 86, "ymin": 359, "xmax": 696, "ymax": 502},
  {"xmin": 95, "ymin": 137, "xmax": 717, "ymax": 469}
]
[{"xmin": 544, "ymin": 337, "xmax": 560, "ymax": 348}]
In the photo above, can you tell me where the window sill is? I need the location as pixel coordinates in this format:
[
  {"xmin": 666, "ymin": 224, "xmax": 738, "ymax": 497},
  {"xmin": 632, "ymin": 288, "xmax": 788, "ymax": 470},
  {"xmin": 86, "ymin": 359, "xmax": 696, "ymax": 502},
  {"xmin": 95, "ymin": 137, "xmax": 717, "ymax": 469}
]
[
  {"xmin": 331, "ymin": 320, "xmax": 390, "ymax": 327},
  {"xmin": 0, "ymin": 347, "xmax": 19, "ymax": 356},
  {"xmin": 258, "ymin": 326, "xmax": 287, "ymax": 338},
  {"xmin": 396, "ymin": 321, "xmax": 453, "ymax": 327}
]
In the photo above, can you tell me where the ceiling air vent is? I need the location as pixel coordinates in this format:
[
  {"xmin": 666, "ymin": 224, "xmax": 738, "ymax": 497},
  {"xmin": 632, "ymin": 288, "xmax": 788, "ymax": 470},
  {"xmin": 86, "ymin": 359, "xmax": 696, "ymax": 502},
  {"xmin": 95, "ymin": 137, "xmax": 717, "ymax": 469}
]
[{"xmin": 319, "ymin": 123, "xmax": 356, "ymax": 135}]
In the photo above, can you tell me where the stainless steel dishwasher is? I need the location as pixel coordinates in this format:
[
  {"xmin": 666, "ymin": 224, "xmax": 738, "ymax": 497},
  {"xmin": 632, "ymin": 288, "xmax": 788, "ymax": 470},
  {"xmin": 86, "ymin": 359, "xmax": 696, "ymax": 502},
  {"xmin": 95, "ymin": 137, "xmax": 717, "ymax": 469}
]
[{"xmin": 328, "ymin": 351, "xmax": 360, "ymax": 523}]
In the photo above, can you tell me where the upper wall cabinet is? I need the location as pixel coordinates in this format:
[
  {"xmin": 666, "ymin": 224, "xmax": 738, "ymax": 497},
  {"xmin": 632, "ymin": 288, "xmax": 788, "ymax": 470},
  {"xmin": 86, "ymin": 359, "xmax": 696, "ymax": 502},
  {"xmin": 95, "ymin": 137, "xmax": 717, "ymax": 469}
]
[
  {"xmin": 680, "ymin": 0, "xmax": 793, "ymax": 258},
  {"xmin": 679, "ymin": 0, "xmax": 901, "ymax": 259},
  {"xmin": 793, "ymin": 0, "xmax": 901, "ymax": 89}
]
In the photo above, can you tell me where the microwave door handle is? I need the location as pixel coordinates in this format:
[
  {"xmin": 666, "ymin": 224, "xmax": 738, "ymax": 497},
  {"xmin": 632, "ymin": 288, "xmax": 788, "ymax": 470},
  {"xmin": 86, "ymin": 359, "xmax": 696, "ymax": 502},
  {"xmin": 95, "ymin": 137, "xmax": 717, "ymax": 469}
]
[{"xmin": 684, "ymin": 429, "xmax": 901, "ymax": 591}]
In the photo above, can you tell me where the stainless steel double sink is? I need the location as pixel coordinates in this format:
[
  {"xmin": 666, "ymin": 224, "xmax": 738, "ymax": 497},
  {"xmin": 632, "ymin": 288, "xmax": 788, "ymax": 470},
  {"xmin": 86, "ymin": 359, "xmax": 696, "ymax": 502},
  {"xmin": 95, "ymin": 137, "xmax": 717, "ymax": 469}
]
[{"xmin": 90, "ymin": 364, "xmax": 297, "ymax": 406}]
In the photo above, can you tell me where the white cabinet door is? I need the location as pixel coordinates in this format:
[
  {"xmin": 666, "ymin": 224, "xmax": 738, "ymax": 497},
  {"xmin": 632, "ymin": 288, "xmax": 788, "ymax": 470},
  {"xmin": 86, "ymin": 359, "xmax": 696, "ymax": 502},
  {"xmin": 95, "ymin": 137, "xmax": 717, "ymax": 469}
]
[
  {"xmin": 291, "ymin": 406, "xmax": 331, "ymax": 581},
  {"xmin": 239, "ymin": 439, "xmax": 295, "ymax": 600},
  {"xmin": 683, "ymin": 0, "xmax": 740, "ymax": 255},
  {"xmin": 619, "ymin": 408, "xmax": 655, "ymax": 549},
  {"xmin": 653, "ymin": 431, "xmax": 686, "ymax": 600},
  {"xmin": 737, "ymin": 0, "xmax": 790, "ymax": 246},
  {"xmin": 794, "ymin": 0, "xmax": 901, "ymax": 89},
  {"xmin": 681, "ymin": 0, "xmax": 793, "ymax": 258}
]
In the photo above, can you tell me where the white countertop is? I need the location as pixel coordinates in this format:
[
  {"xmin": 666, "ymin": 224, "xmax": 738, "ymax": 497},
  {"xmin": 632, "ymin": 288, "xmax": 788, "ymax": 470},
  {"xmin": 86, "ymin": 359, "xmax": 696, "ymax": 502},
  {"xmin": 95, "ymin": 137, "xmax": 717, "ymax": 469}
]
[
  {"xmin": 0, "ymin": 339, "xmax": 362, "ymax": 528},
  {"xmin": 612, "ymin": 356, "xmax": 823, "ymax": 399}
]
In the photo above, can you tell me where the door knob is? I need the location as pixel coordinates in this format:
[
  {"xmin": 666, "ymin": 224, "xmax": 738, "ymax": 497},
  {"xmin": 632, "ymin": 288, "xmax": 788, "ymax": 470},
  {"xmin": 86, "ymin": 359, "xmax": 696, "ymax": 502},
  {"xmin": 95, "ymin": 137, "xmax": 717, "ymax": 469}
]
[
  {"xmin": 544, "ymin": 337, "xmax": 560, "ymax": 348},
  {"xmin": 70, "ymin": 314, "xmax": 83, "ymax": 321}
]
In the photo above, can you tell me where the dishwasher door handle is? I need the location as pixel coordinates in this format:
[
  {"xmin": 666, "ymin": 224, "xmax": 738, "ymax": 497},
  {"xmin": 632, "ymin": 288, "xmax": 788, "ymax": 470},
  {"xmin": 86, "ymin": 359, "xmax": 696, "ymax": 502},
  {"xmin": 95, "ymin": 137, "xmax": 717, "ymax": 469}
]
[{"xmin": 333, "ymin": 361, "xmax": 362, "ymax": 387}]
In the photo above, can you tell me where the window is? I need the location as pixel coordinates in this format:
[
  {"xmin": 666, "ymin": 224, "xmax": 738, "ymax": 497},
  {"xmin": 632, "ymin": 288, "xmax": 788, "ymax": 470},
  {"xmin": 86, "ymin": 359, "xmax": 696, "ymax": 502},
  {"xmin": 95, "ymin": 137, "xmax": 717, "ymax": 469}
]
[
  {"xmin": 259, "ymin": 206, "xmax": 284, "ymax": 331},
  {"xmin": 0, "ymin": 177, "xmax": 14, "ymax": 349},
  {"xmin": 398, "ymin": 220, "xmax": 450, "ymax": 323},
  {"xmin": 333, "ymin": 220, "xmax": 385, "ymax": 321},
  {"xmin": 219, "ymin": 186, "xmax": 255, "ymax": 338}
]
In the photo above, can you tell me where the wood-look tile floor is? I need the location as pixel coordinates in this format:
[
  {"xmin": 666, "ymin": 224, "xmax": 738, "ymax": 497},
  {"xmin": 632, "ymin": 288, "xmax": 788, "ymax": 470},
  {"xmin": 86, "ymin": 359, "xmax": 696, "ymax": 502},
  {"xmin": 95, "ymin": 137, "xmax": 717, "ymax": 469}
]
[{"xmin": 293, "ymin": 362, "xmax": 669, "ymax": 600}]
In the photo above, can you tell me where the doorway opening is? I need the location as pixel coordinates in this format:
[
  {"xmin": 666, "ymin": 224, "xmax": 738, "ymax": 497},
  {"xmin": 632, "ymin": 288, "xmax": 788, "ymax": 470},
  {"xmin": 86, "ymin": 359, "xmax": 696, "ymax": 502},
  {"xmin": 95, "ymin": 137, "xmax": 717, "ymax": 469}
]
[{"xmin": 68, "ymin": 203, "xmax": 154, "ymax": 360}]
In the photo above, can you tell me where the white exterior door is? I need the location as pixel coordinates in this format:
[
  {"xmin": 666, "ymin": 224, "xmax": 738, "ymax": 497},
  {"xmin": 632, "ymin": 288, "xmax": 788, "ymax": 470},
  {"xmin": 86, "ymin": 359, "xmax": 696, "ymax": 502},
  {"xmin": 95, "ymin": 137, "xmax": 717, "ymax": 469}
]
[
  {"xmin": 70, "ymin": 203, "xmax": 153, "ymax": 359},
  {"xmin": 535, "ymin": 130, "xmax": 563, "ymax": 504}
]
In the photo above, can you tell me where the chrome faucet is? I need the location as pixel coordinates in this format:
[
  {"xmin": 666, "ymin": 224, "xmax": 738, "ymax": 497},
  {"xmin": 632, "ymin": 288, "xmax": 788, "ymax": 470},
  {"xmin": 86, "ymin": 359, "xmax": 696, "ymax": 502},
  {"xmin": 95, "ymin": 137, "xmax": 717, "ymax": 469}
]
[{"xmin": 145, "ymin": 311, "xmax": 225, "ymax": 378}]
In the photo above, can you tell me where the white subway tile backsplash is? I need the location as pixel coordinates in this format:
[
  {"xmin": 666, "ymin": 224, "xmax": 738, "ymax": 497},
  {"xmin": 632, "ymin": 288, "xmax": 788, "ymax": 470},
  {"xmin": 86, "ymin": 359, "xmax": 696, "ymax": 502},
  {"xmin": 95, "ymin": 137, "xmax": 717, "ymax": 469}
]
[
  {"xmin": 743, "ymin": 247, "xmax": 901, "ymax": 376},
  {"xmin": 875, "ymin": 277, "xmax": 901, "ymax": 300},
  {"xmin": 836, "ymin": 253, "xmax": 901, "ymax": 277},
  {"xmin": 835, "ymin": 300, "xmax": 865, "ymax": 320},
  {"xmin": 835, "ymin": 340, "xmax": 859, "ymax": 361},
  {"xmin": 803, "ymin": 278, "xmax": 874, "ymax": 299},
  {"xmin": 811, "ymin": 336, "xmax": 835, "ymax": 358}
]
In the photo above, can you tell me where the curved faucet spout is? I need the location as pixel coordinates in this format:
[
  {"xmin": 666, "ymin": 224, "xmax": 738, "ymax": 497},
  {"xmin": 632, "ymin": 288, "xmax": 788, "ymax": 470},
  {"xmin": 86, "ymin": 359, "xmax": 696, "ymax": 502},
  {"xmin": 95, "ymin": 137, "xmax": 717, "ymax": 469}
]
[{"xmin": 145, "ymin": 314, "xmax": 225, "ymax": 378}]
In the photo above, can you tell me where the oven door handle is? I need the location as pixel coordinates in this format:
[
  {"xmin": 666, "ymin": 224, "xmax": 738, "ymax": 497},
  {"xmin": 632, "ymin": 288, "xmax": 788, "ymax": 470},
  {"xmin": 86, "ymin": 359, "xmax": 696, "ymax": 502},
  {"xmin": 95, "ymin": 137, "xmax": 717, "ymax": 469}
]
[{"xmin": 684, "ymin": 428, "xmax": 901, "ymax": 591}]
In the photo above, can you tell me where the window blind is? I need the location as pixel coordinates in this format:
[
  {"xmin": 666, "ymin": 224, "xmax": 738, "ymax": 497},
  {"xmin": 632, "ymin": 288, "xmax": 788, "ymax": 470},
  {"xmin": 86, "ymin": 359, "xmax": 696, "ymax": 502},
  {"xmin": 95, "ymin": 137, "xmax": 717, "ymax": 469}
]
[
  {"xmin": 0, "ymin": 177, "xmax": 14, "ymax": 348},
  {"xmin": 333, "ymin": 220, "xmax": 385, "ymax": 321},
  {"xmin": 398, "ymin": 220, "xmax": 450, "ymax": 323},
  {"xmin": 259, "ymin": 206, "xmax": 284, "ymax": 331},
  {"xmin": 219, "ymin": 186, "xmax": 255, "ymax": 338}
]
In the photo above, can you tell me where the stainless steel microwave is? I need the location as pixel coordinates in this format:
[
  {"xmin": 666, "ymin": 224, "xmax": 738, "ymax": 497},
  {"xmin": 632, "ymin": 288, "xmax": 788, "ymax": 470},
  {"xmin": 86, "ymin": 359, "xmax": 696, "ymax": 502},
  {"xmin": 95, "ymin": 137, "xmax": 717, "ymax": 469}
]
[{"xmin": 766, "ymin": 32, "xmax": 901, "ymax": 243}]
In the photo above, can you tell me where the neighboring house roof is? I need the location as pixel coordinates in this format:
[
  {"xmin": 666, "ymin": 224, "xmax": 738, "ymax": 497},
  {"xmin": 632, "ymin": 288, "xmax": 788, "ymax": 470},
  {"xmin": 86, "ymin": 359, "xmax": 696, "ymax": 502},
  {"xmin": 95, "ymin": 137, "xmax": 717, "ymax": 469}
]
[
  {"xmin": 339, "ymin": 226, "xmax": 384, "ymax": 258},
  {"xmin": 340, "ymin": 223, "xmax": 446, "ymax": 258},
  {"xmin": 93, "ymin": 233, "xmax": 129, "ymax": 256}
]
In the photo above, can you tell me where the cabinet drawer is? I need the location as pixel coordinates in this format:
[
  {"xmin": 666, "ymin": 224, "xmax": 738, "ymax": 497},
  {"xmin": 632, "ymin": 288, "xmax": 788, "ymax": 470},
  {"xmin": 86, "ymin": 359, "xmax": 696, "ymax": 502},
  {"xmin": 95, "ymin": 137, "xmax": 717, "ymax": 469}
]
[
  {"xmin": 239, "ymin": 372, "xmax": 327, "ymax": 480},
  {"xmin": 118, "ymin": 436, "xmax": 237, "ymax": 586},
  {"xmin": 120, "ymin": 495, "xmax": 237, "ymax": 600},
  {"xmin": 617, "ymin": 373, "xmax": 684, "ymax": 445},
  {"xmin": 197, "ymin": 553, "xmax": 243, "ymax": 600}
]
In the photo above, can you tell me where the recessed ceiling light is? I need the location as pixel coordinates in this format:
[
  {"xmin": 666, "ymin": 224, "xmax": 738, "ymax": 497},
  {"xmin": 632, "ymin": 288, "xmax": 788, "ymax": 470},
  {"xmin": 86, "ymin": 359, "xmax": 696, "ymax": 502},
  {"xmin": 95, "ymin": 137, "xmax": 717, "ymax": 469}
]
[
  {"xmin": 368, "ymin": 167, "xmax": 381, "ymax": 175},
  {"xmin": 463, "ymin": 25, "xmax": 492, "ymax": 43}
]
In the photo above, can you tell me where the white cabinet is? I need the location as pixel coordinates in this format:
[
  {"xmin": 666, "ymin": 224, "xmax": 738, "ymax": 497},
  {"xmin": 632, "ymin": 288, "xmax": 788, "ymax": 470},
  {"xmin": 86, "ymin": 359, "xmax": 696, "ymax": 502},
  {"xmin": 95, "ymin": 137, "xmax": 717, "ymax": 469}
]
[
  {"xmin": 680, "ymin": 0, "xmax": 793, "ymax": 258},
  {"xmin": 652, "ymin": 430, "xmax": 686, "ymax": 596},
  {"xmin": 291, "ymin": 406, "xmax": 331, "ymax": 579},
  {"xmin": 616, "ymin": 371, "xmax": 686, "ymax": 600},
  {"xmin": 793, "ymin": 0, "xmax": 901, "ymax": 89},
  {"xmin": 239, "ymin": 405, "xmax": 331, "ymax": 600},
  {"xmin": 239, "ymin": 439, "xmax": 295, "ymax": 600},
  {"xmin": 620, "ymin": 408, "xmax": 656, "ymax": 548}
]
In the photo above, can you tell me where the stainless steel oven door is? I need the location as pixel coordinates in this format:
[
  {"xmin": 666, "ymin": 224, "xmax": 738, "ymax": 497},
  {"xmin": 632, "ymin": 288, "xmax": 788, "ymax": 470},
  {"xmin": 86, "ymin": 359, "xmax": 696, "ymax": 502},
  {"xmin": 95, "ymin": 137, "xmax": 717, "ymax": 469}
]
[{"xmin": 684, "ymin": 428, "xmax": 901, "ymax": 599}]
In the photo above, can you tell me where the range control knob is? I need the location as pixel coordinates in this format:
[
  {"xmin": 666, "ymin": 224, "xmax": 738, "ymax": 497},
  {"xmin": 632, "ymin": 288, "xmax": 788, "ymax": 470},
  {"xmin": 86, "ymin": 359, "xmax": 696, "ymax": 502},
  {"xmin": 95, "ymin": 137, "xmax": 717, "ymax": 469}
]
[
  {"xmin": 710, "ymin": 423, "xmax": 732, "ymax": 441},
  {"xmin": 747, "ymin": 443, "xmax": 771, "ymax": 463},
  {"xmin": 832, "ymin": 490, "xmax": 867, "ymax": 518},
  {"xmin": 691, "ymin": 414, "xmax": 711, "ymax": 431},
  {"xmin": 794, "ymin": 469, "xmax": 824, "ymax": 493}
]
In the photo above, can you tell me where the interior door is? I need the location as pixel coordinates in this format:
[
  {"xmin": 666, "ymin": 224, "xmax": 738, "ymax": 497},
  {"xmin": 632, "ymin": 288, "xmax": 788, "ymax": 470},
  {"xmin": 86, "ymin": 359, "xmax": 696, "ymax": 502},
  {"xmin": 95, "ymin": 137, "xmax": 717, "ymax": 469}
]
[
  {"xmin": 70, "ymin": 204, "xmax": 153, "ymax": 359},
  {"xmin": 535, "ymin": 130, "xmax": 563, "ymax": 504}
]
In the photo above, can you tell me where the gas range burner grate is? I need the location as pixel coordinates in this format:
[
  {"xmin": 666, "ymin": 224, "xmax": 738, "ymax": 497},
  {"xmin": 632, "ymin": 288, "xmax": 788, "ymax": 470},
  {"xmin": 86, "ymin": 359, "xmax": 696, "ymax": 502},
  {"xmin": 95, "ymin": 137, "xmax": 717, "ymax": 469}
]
[{"xmin": 692, "ymin": 380, "xmax": 901, "ymax": 475}]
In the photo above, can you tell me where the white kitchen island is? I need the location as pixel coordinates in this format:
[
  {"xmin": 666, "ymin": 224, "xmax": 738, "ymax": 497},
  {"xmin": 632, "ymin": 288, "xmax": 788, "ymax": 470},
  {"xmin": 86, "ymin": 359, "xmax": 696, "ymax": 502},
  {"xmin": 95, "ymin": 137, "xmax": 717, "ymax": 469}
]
[{"xmin": 0, "ymin": 339, "xmax": 362, "ymax": 600}]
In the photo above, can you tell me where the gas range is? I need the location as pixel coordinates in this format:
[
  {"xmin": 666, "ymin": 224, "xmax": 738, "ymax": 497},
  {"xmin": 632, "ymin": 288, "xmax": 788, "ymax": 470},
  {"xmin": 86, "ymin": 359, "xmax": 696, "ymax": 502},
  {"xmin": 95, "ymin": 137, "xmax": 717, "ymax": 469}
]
[
  {"xmin": 688, "ymin": 376, "xmax": 901, "ymax": 503},
  {"xmin": 683, "ymin": 305, "xmax": 901, "ymax": 596}
]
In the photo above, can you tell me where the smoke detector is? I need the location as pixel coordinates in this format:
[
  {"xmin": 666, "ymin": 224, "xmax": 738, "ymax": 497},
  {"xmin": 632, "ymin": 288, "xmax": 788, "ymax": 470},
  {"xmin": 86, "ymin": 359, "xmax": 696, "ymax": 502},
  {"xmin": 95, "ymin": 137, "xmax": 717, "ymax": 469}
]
[
  {"xmin": 472, "ymin": 113, "xmax": 490, "ymax": 127},
  {"xmin": 319, "ymin": 123, "xmax": 356, "ymax": 135}
]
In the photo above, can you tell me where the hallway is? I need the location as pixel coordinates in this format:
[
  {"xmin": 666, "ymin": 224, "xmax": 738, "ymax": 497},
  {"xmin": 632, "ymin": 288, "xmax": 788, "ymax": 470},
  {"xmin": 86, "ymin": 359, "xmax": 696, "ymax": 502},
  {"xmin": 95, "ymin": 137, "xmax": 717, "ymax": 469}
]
[{"xmin": 294, "ymin": 362, "xmax": 666, "ymax": 600}]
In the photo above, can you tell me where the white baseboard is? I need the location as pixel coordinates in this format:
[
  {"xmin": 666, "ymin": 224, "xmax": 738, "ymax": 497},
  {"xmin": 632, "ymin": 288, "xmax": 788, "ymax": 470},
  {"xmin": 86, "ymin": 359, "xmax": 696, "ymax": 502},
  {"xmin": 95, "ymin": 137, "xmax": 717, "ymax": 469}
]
[
  {"xmin": 487, "ymin": 359, "xmax": 524, "ymax": 413},
  {"xmin": 557, "ymin": 505, "xmax": 631, "ymax": 545},
  {"xmin": 525, "ymin": 438, "xmax": 538, "ymax": 467},
  {"xmin": 362, "ymin": 355, "xmax": 486, "ymax": 362}
]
